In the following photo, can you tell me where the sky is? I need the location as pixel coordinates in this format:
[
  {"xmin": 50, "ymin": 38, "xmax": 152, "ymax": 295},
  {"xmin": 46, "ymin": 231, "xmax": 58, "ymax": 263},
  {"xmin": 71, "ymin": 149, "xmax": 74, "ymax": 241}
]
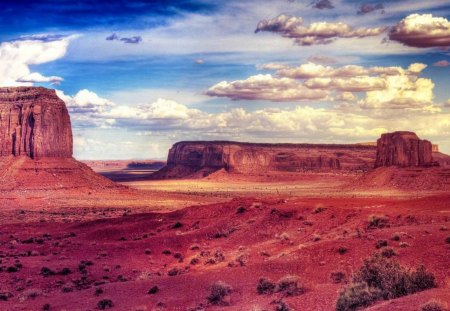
[{"xmin": 1, "ymin": 0, "xmax": 450, "ymax": 159}]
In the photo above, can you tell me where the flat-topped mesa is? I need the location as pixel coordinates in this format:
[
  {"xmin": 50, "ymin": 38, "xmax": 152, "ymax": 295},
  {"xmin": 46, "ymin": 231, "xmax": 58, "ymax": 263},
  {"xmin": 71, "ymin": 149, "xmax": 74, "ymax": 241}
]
[
  {"xmin": 158, "ymin": 141, "xmax": 377, "ymax": 178},
  {"xmin": 0, "ymin": 87, "xmax": 72, "ymax": 159},
  {"xmin": 375, "ymin": 131, "xmax": 434, "ymax": 168}
]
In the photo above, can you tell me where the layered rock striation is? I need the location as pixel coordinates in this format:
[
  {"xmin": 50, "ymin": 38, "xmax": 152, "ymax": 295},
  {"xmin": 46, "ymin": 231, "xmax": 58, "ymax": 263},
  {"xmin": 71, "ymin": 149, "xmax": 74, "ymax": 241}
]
[
  {"xmin": 374, "ymin": 131, "xmax": 434, "ymax": 167},
  {"xmin": 0, "ymin": 87, "xmax": 117, "ymax": 190},
  {"xmin": 0, "ymin": 87, "xmax": 72, "ymax": 159},
  {"xmin": 155, "ymin": 141, "xmax": 378, "ymax": 178}
]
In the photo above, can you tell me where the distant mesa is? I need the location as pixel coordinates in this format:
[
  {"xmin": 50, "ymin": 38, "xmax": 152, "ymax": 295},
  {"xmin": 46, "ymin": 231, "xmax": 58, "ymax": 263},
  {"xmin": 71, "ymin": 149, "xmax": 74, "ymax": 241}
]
[
  {"xmin": 375, "ymin": 131, "xmax": 435, "ymax": 168},
  {"xmin": 153, "ymin": 131, "xmax": 449, "ymax": 180},
  {"xmin": 0, "ymin": 87, "xmax": 117, "ymax": 190}
]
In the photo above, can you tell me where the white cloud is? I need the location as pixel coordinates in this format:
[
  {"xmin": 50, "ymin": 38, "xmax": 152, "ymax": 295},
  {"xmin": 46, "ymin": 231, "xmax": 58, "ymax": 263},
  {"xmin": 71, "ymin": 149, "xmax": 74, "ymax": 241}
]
[
  {"xmin": 389, "ymin": 14, "xmax": 450, "ymax": 48},
  {"xmin": 16, "ymin": 72, "xmax": 63, "ymax": 84},
  {"xmin": 255, "ymin": 14, "xmax": 387, "ymax": 46},
  {"xmin": 206, "ymin": 74, "xmax": 329, "ymax": 101},
  {"xmin": 57, "ymin": 89, "xmax": 115, "ymax": 113},
  {"xmin": 0, "ymin": 35, "xmax": 74, "ymax": 86}
]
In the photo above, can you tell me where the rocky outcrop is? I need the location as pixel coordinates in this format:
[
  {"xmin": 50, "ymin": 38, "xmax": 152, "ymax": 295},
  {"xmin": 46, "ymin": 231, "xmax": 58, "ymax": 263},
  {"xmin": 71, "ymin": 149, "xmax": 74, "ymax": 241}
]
[
  {"xmin": 0, "ymin": 87, "xmax": 72, "ymax": 159},
  {"xmin": 375, "ymin": 131, "xmax": 434, "ymax": 167},
  {"xmin": 154, "ymin": 141, "xmax": 377, "ymax": 178},
  {"xmin": 0, "ymin": 87, "xmax": 117, "ymax": 190}
]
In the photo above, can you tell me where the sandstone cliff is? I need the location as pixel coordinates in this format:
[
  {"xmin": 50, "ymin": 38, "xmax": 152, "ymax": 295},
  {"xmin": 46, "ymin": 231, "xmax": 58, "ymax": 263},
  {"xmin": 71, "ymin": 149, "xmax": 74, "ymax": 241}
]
[
  {"xmin": 0, "ymin": 87, "xmax": 72, "ymax": 159},
  {"xmin": 0, "ymin": 87, "xmax": 117, "ymax": 190},
  {"xmin": 154, "ymin": 141, "xmax": 377, "ymax": 178},
  {"xmin": 374, "ymin": 131, "xmax": 434, "ymax": 167}
]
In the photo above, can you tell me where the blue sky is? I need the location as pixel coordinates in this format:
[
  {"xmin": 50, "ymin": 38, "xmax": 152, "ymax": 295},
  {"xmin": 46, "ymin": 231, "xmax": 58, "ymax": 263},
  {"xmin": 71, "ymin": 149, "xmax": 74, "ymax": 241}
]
[{"xmin": 1, "ymin": 0, "xmax": 450, "ymax": 159}]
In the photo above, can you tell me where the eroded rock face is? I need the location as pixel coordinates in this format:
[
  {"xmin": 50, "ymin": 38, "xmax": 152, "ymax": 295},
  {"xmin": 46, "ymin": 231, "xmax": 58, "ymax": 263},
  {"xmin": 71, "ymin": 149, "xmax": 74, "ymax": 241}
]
[
  {"xmin": 375, "ymin": 131, "xmax": 433, "ymax": 167},
  {"xmin": 159, "ymin": 141, "xmax": 377, "ymax": 178},
  {"xmin": 0, "ymin": 87, "xmax": 72, "ymax": 159}
]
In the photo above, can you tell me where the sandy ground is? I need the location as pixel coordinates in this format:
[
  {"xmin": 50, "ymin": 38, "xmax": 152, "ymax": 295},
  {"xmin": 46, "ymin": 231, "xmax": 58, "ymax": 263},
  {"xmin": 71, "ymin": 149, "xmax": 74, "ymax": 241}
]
[{"xmin": 0, "ymin": 168, "xmax": 449, "ymax": 311}]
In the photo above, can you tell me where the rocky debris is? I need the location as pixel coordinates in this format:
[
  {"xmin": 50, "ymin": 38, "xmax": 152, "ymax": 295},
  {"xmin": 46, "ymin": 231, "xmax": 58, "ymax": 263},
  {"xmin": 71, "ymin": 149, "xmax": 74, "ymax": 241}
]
[
  {"xmin": 154, "ymin": 141, "xmax": 377, "ymax": 178},
  {"xmin": 375, "ymin": 131, "xmax": 434, "ymax": 168},
  {"xmin": 0, "ymin": 87, "xmax": 72, "ymax": 159}
]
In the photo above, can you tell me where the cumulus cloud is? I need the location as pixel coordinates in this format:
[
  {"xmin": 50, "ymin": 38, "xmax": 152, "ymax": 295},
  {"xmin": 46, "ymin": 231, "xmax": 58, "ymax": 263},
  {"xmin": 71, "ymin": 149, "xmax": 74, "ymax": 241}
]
[
  {"xmin": 389, "ymin": 14, "xmax": 450, "ymax": 48},
  {"xmin": 105, "ymin": 33, "xmax": 142, "ymax": 44},
  {"xmin": 305, "ymin": 76, "xmax": 386, "ymax": 92},
  {"xmin": 206, "ymin": 74, "xmax": 329, "ymax": 101},
  {"xmin": 255, "ymin": 14, "xmax": 386, "ymax": 46},
  {"xmin": 357, "ymin": 3, "xmax": 384, "ymax": 15},
  {"xmin": 359, "ymin": 71, "xmax": 435, "ymax": 110},
  {"xmin": 307, "ymin": 55, "xmax": 337, "ymax": 64},
  {"xmin": 433, "ymin": 60, "xmax": 450, "ymax": 67},
  {"xmin": 312, "ymin": 0, "xmax": 334, "ymax": 10},
  {"xmin": 0, "ymin": 35, "xmax": 72, "ymax": 86},
  {"xmin": 57, "ymin": 89, "xmax": 115, "ymax": 114}
]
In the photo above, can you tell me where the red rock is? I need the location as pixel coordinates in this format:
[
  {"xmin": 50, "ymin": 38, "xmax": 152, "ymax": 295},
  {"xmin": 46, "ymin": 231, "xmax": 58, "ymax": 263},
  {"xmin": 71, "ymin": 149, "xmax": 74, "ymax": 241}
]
[
  {"xmin": 0, "ymin": 87, "xmax": 72, "ymax": 159},
  {"xmin": 155, "ymin": 141, "xmax": 377, "ymax": 178},
  {"xmin": 375, "ymin": 131, "xmax": 434, "ymax": 167}
]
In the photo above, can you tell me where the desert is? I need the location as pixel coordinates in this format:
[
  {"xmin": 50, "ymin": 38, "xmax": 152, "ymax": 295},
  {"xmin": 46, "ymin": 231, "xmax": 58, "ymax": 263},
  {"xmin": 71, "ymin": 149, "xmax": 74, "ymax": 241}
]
[{"xmin": 0, "ymin": 87, "xmax": 449, "ymax": 311}]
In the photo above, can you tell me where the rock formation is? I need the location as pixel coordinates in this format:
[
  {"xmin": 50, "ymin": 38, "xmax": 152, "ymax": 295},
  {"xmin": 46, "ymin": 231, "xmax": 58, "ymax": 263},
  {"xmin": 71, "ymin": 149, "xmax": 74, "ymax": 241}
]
[
  {"xmin": 0, "ymin": 87, "xmax": 116, "ymax": 190},
  {"xmin": 0, "ymin": 87, "xmax": 72, "ymax": 159},
  {"xmin": 374, "ymin": 131, "xmax": 434, "ymax": 167},
  {"xmin": 154, "ymin": 141, "xmax": 377, "ymax": 178}
]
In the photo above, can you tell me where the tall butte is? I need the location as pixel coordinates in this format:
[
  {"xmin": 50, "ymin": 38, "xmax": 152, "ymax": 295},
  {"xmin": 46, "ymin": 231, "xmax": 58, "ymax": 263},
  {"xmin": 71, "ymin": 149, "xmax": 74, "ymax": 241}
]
[
  {"xmin": 374, "ymin": 131, "xmax": 435, "ymax": 167},
  {"xmin": 0, "ymin": 87, "xmax": 116, "ymax": 190}
]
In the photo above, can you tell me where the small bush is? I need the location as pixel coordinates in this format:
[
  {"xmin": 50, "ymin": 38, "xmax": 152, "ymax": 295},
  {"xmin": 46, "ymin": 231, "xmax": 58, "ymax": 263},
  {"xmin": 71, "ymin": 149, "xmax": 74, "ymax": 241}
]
[
  {"xmin": 421, "ymin": 299, "xmax": 448, "ymax": 311},
  {"xmin": 257, "ymin": 278, "xmax": 276, "ymax": 294},
  {"xmin": 97, "ymin": 299, "xmax": 114, "ymax": 309},
  {"xmin": 41, "ymin": 267, "xmax": 56, "ymax": 277},
  {"xmin": 313, "ymin": 206, "xmax": 327, "ymax": 214},
  {"xmin": 336, "ymin": 254, "xmax": 437, "ymax": 311},
  {"xmin": 445, "ymin": 236, "xmax": 450, "ymax": 244},
  {"xmin": 331, "ymin": 271, "xmax": 346, "ymax": 284},
  {"xmin": 172, "ymin": 221, "xmax": 183, "ymax": 229},
  {"xmin": 380, "ymin": 247, "xmax": 397, "ymax": 258},
  {"xmin": 275, "ymin": 300, "xmax": 292, "ymax": 311},
  {"xmin": 236, "ymin": 206, "xmax": 246, "ymax": 214},
  {"xmin": 337, "ymin": 247, "xmax": 348, "ymax": 255},
  {"xmin": 207, "ymin": 281, "xmax": 232, "ymax": 305},
  {"xmin": 367, "ymin": 215, "xmax": 389, "ymax": 229},
  {"xmin": 148, "ymin": 286, "xmax": 159, "ymax": 295},
  {"xmin": 391, "ymin": 233, "xmax": 401, "ymax": 241},
  {"xmin": 276, "ymin": 275, "xmax": 306, "ymax": 296},
  {"xmin": 375, "ymin": 240, "xmax": 388, "ymax": 249}
]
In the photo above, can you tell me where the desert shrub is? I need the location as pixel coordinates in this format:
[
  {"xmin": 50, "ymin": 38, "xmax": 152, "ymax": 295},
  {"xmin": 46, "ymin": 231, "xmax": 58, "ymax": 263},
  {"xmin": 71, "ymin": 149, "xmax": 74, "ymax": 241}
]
[
  {"xmin": 256, "ymin": 278, "xmax": 276, "ymax": 294},
  {"xmin": 337, "ymin": 247, "xmax": 348, "ymax": 255},
  {"xmin": 172, "ymin": 221, "xmax": 183, "ymax": 229},
  {"xmin": 380, "ymin": 247, "xmax": 397, "ymax": 258},
  {"xmin": 59, "ymin": 268, "xmax": 72, "ymax": 275},
  {"xmin": 375, "ymin": 240, "xmax": 388, "ymax": 249},
  {"xmin": 167, "ymin": 267, "xmax": 183, "ymax": 276},
  {"xmin": 144, "ymin": 249, "xmax": 151, "ymax": 255},
  {"xmin": 148, "ymin": 286, "xmax": 159, "ymax": 295},
  {"xmin": 0, "ymin": 292, "xmax": 13, "ymax": 301},
  {"xmin": 276, "ymin": 275, "xmax": 306, "ymax": 296},
  {"xmin": 313, "ymin": 206, "xmax": 327, "ymax": 214},
  {"xmin": 331, "ymin": 271, "xmax": 346, "ymax": 283},
  {"xmin": 236, "ymin": 206, "xmax": 246, "ymax": 214},
  {"xmin": 42, "ymin": 304, "xmax": 50, "ymax": 311},
  {"xmin": 391, "ymin": 233, "xmax": 401, "ymax": 241},
  {"xmin": 41, "ymin": 267, "xmax": 56, "ymax": 277},
  {"xmin": 445, "ymin": 236, "xmax": 450, "ymax": 244},
  {"xmin": 275, "ymin": 300, "xmax": 292, "ymax": 311},
  {"xmin": 421, "ymin": 299, "xmax": 448, "ymax": 311},
  {"xmin": 367, "ymin": 215, "xmax": 389, "ymax": 229},
  {"xmin": 207, "ymin": 281, "xmax": 232, "ymax": 305},
  {"xmin": 399, "ymin": 242, "xmax": 410, "ymax": 248},
  {"xmin": 336, "ymin": 254, "xmax": 437, "ymax": 311},
  {"xmin": 97, "ymin": 299, "xmax": 114, "ymax": 309},
  {"xmin": 313, "ymin": 234, "xmax": 321, "ymax": 242}
]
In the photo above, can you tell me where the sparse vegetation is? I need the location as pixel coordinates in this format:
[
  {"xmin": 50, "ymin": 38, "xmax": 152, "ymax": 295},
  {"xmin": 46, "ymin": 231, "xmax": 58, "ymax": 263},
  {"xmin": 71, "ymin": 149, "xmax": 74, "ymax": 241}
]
[
  {"xmin": 380, "ymin": 247, "xmax": 397, "ymax": 258},
  {"xmin": 375, "ymin": 239, "xmax": 388, "ymax": 249},
  {"xmin": 276, "ymin": 275, "xmax": 306, "ymax": 296},
  {"xmin": 257, "ymin": 278, "xmax": 276, "ymax": 294},
  {"xmin": 236, "ymin": 206, "xmax": 246, "ymax": 214},
  {"xmin": 148, "ymin": 286, "xmax": 159, "ymax": 294},
  {"xmin": 367, "ymin": 215, "xmax": 389, "ymax": 229},
  {"xmin": 172, "ymin": 221, "xmax": 183, "ymax": 229},
  {"xmin": 420, "ymin": 299, "xmax": 448, "ymax": 311},
  {"xmin": 331, "ymin": 271, "xmax": 346, "ymax": 284},
  {"xmin": 336, "ymin": 254, "xmax": 437, "ymax": 311},
  {"xmin": 391, "ymin": 233, "xmax": 401, "ymax": 241},
  {"xmin": 445, "ymin": 236, "xmax": 450, "ymax": 244},
  {"xmin": 207, "ymin": 281, "xmax": 232, "ymax": 305},
  {"xmin": 313, "ymin": 205, "xmax": 327, "ymax": 214},
  {"xmin": 97, "ymin": 299, "xmax": 114, "ymax": 309},
  {"xmin": 337, "ymin": 247, "xmax": 348, "ymax": 255},
  {"xmin": 41, "ymin": 267, "xmax": 56, "ymax": 277}
]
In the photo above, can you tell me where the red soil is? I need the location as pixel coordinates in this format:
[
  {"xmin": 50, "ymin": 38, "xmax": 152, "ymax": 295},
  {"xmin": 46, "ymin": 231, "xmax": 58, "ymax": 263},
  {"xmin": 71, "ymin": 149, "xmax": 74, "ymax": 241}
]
[{"xmin": 0, "ymin": 186, "xmax": 449, "ymax": 311}]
